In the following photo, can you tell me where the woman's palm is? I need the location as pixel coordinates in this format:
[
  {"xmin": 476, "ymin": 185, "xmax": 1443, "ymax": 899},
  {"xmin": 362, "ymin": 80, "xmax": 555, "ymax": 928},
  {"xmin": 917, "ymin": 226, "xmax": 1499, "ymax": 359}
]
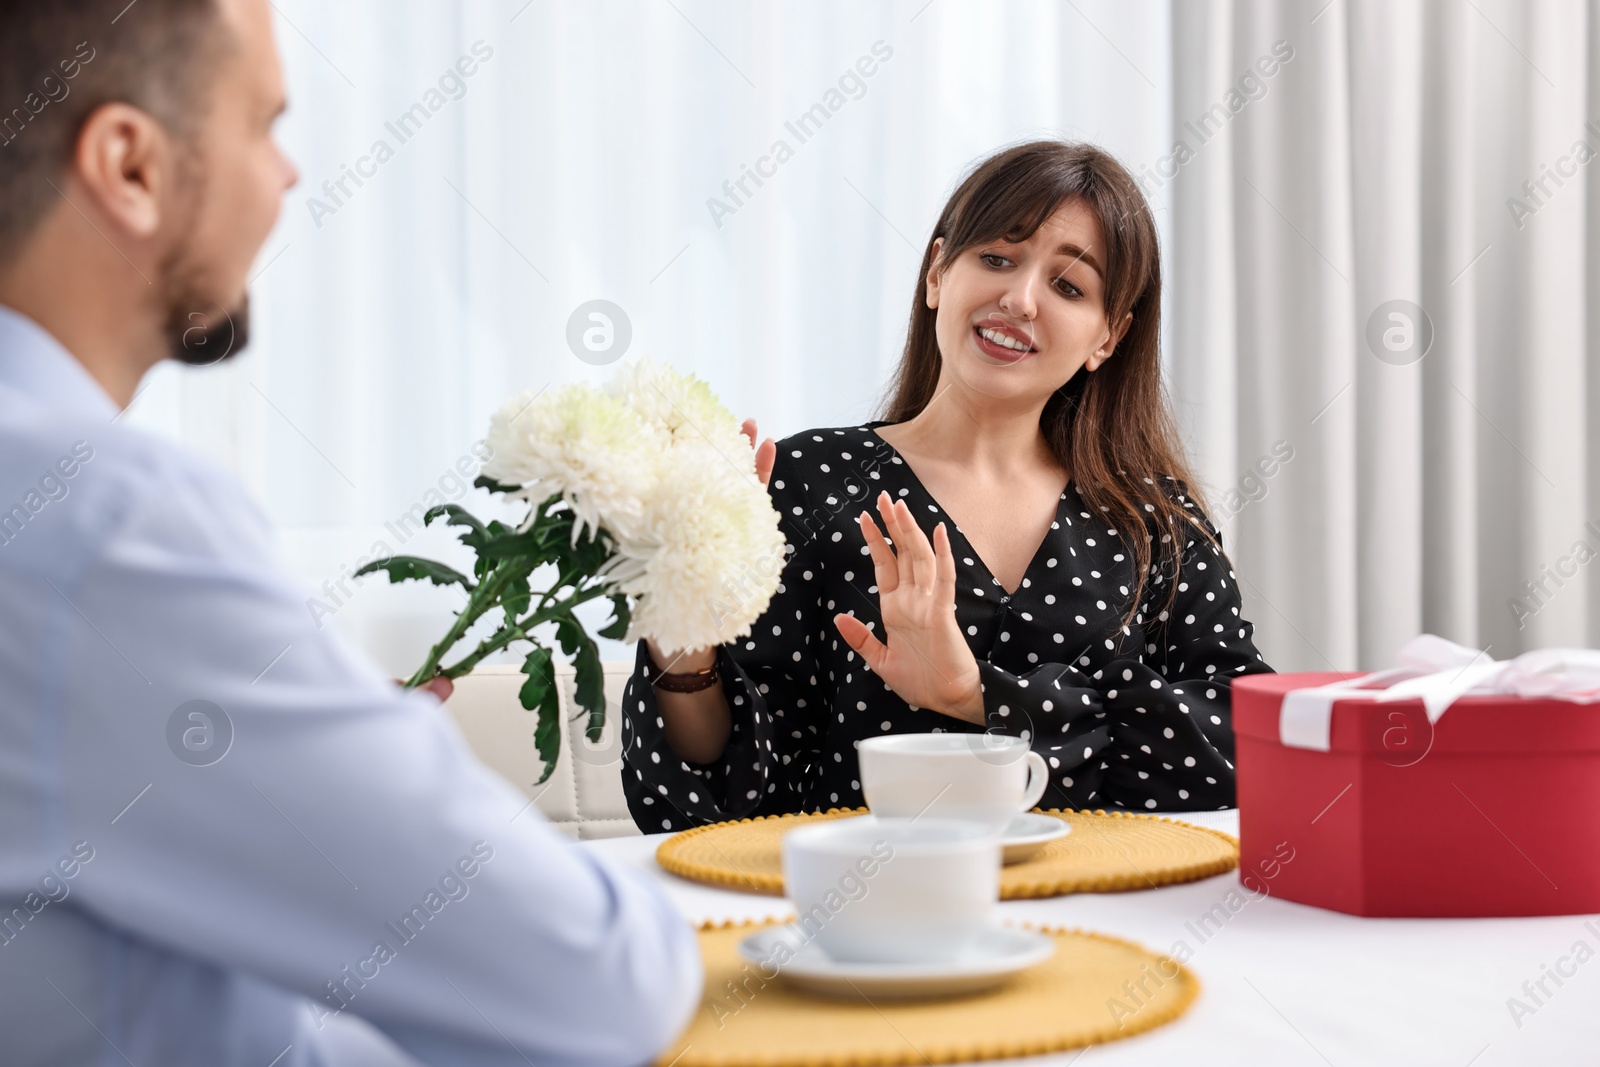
[{"xmin": 833, "ymin": 493, "xmax": 982, "ymax": 721}]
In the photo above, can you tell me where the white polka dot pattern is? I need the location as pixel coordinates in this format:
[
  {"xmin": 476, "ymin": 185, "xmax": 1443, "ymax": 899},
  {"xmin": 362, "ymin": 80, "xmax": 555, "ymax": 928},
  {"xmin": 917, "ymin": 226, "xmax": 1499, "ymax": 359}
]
[{"xmin": 620, "ymin": 423, "xmax": 1274, "ymax": 831}]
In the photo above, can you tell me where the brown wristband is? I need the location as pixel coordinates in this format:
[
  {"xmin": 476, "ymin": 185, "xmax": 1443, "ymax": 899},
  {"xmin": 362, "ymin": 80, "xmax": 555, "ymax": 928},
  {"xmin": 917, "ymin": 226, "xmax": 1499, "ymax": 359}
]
[{"xmin": 645, "ymin": 656, "xmax": 721, "ymax": 693}]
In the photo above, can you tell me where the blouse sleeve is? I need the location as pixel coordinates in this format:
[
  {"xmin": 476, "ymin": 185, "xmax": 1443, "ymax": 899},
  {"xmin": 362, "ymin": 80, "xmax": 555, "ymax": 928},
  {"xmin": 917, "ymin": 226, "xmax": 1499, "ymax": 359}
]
[
  {"xmin": 620, "ymin": 447, "xmax": 830, "ymax": 831},
  {"xmin": 974, "ymin": 482, "xmax": 1271, "ymax": 812}
]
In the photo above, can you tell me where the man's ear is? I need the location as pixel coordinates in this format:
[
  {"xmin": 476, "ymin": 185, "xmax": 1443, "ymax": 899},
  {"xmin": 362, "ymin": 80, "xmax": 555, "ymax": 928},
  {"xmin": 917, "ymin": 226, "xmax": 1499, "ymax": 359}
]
[
  {"xmin": 70, "ymin": 102, "xmax": 177, "ymax": 241},
  {"xmin": 924, "ymin": 237, "xmax": 945, "ymax": 309},
  {"xmin": 1087, "ymin": 310, "xmax": 1134, "ymax": 371}
]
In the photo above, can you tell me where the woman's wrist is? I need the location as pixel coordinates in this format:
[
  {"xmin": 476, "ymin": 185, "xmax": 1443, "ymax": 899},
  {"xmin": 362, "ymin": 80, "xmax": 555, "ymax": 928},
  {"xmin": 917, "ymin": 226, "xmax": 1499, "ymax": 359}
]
[
  {"xmin": 646, "ymin": 638, "xmax": 717, "ymax": 674},
  {"xmin": 938, "ymin": 664, "xmax": 987, "ymax": 725},
  {"xmin": 945, "ymin": 685, "xmax": 986, "ymax": 725}
]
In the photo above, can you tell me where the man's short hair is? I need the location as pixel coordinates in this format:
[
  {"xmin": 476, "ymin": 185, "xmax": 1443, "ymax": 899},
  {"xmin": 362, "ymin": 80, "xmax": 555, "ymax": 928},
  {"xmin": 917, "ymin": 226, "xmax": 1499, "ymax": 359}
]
[{"xmin": 0, "ymin": 0, "xmax": 226, "ymax": 264}]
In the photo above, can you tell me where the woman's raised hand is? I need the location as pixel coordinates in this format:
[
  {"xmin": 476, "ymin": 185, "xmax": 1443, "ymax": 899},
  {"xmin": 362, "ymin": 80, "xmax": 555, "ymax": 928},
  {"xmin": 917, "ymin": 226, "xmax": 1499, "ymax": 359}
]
[
  {"xmin": 740, "ymin": 418, "xmax": 777, "ymax": 487},
  {"xmin": 831, "ymin": 491, "xmax": 985, "ymax": 723}
]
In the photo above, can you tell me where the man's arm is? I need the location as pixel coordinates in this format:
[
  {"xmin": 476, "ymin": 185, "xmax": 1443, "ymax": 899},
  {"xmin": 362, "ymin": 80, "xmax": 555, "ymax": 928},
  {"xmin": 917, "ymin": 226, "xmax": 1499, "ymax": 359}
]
[{"xmin": 52, "ymin": 458, "xmax": 701, "ymax": 1066}]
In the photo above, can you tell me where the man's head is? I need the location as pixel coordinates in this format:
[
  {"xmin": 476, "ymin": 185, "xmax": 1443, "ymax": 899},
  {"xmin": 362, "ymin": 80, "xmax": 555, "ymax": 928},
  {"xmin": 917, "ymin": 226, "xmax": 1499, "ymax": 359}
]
[{"xmin": 0, "ymin": 0, "xmax": 296, "ymax": 397}]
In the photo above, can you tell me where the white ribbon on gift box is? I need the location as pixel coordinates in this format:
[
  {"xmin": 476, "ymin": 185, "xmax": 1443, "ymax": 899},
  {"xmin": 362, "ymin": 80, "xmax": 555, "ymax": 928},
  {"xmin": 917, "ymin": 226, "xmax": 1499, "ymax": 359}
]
[{"xmin": 1277, "ymin": 633, "xmax": 1600, "ymax": 751}]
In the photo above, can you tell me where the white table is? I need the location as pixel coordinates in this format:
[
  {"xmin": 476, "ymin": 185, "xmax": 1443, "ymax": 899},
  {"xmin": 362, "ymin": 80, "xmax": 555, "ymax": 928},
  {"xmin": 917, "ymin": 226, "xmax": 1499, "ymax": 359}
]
[{"xmin": 583, "ymin": 811, "xmax": 1600, "ymax": 1066}]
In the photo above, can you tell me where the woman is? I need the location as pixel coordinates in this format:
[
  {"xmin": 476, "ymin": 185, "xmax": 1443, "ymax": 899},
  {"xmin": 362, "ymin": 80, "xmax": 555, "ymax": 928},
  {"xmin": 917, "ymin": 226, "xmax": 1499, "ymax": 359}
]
[{"xmin": 621, "ymin": 140, "xmax": 1274, "ymax": 833}]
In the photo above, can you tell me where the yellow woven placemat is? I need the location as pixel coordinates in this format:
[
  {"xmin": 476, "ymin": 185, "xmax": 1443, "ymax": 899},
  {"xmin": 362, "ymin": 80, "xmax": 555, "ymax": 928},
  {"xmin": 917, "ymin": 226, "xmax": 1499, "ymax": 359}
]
[
  {"xmin": 656, "ymin": 918, "xmax": 1199, "ymax": 1066},
  {"xmin": 655, "ymin": 807, "xmax": 1238, "ymax": 899}
]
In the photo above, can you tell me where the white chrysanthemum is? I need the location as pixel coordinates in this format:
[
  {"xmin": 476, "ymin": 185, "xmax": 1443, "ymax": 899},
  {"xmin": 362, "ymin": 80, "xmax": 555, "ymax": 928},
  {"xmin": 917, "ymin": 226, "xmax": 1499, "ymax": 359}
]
[
  {"xmin": 605, "ymin": 356, "xmax": 754, "ymax": 479},
  {"xmin": 609, "ymin": 440, "xmax": 786, "ymax": 655},
  {"xmin": 478, "ymin": 358, "xmax": 783, "ymax": 653},
  {"xmin": 481, "ymin": 383, "xmax": 664, "ymax": 543}
]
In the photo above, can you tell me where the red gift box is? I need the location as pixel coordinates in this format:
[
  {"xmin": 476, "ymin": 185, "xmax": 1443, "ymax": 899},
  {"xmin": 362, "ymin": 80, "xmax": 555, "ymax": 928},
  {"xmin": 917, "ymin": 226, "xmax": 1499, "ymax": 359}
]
[{"xmin": 1234, "ymin": 666, "xmax": 1600, "ymax": 917}]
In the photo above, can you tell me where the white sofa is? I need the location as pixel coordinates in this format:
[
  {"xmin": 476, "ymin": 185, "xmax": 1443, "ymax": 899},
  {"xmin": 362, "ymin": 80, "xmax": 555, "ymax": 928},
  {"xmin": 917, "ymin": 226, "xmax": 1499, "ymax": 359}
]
[{"xmin": 443, "ymin": 661, "xmax": 643, "ymax": 840}]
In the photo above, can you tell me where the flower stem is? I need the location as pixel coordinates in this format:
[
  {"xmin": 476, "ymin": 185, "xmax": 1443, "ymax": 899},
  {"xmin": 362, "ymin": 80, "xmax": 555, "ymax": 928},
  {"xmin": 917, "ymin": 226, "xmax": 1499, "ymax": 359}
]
[
  {"xmin": 435, "ymin": 582, "xmax": 613, "ymax": 680},
  {"xmin": 402, "ymin": 566, "xmax": 519, "ymax": 688}
]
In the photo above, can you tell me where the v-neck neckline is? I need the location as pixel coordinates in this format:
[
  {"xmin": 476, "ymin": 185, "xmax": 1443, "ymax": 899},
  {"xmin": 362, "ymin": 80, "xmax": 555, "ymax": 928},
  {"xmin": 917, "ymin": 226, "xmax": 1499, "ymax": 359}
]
[{"xmin": 864, "ymin": 421, "xmax": 1073, "ymax": 599}]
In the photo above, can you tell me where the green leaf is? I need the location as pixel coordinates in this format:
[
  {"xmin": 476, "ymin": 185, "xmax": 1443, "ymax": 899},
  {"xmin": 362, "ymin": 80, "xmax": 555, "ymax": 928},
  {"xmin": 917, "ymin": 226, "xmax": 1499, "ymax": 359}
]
[
  {"xmin": 568, "ymin": 525, "xmax": 614, "ymax": 575},
  {"xmin": 500, "ymin": 558, "xmax": 535, "ymax": 621},
  {"xmin": 474, "ymin": 497, "xmax": 577, "ymax": 569},
  {"xmin": 551, "ymin": 614, "xmax": 580, "ymax": 657},
  {"xmin": 518, "ymin": 647, "xmax": 562, "ymax": 785},
  {"xmin": 474, "ymin": 474, "xmax": 523, "ymax": 494},
  {"xmin": 556, "ymin": 616, "xmax": 606, "ymax": 742},
  {"xmin": 353, "ymin": 555, "xmax": 475, "ymax": 591},
  {"xmin": 517, "ymin": 646, "xmax": 554, "ymax": 710},
  {"xmin": 423, "ymin": 504, "xmax": 489, "ymax": 551},
  {"xmin": 597, "ymin": 594, "xmax": 631, "ymax": 640},
  {"xmin": 583, "ymin": 703, "xmax": 606, "ymax": 746},
  {"xmin": 477, "ymin": 530, "xmax": 547, "ymax": 561}
]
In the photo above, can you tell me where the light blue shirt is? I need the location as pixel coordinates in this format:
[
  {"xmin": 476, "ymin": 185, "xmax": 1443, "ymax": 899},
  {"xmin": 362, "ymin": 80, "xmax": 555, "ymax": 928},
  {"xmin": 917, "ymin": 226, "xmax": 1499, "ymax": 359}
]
[{"xmin": 0, "ymin": 306, "xmax": 701, "ymax": 1067}]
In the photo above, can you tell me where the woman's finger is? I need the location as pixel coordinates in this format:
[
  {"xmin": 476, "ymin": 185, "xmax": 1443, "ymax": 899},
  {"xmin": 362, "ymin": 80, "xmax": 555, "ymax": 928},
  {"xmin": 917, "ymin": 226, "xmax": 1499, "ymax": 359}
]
[
  {"xmin": 874, "ymin": 490, "xmax": 898, "ymax": 540},
  {"xmin": 741, "ymin": 419, "xmax": 778, "ymax": 487},
  {"xmin": 833, "ymin": 612, "xmax": 889, "ymax": 676},
  {"xmin": 878, "ymin": 492, "xmax": 914, "ymax": 591},
  {"xmin": 857, "ymin": 510, "xmax": 900, "ymax": 595},
  {"xmin": 933, "ymin": 521, "xmax": 957, "ymax": 596},
  {"xmin": 895, "ymin": 497, "xmax": 937, "ymax": 588},
  {"xmin": 754, "ymin": 436, "xmax": 776, "ymax": 486}
]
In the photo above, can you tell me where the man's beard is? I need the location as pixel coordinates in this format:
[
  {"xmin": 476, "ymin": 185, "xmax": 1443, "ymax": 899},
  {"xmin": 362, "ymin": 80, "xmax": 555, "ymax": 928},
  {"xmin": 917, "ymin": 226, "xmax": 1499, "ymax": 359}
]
[
  {"xmin": 155, "ymin": 160, "xmax": 249, "ymax": 367},
  {"xmin": 163, "ymin": 289, "xmax": 250, "ymax": 367}
]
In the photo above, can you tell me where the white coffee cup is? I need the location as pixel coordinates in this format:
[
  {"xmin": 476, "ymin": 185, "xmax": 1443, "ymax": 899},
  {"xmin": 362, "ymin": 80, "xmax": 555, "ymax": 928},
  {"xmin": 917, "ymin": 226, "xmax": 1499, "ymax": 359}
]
[
  {"xmin": 782, "ymin": 815, "xmax": 999, "ymax": 964},
  {"xmin": 857, "ymin": 733, "xmax": 1049, "ymax": 834}
]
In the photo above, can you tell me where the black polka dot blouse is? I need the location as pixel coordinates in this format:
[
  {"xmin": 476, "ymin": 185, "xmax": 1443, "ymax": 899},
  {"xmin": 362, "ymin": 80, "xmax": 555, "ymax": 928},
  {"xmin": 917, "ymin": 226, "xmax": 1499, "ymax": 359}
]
[{"xmin": 621, "ymin": 421, "xmax": 1275, "ymax": 833}]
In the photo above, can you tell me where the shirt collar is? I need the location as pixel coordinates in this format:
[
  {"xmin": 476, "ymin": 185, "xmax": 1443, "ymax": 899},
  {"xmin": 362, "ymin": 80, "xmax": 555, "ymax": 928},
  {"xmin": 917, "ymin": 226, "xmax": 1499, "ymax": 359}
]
[{"xmin": 0, "ymin": 304, "xmax": 122, "ymax": 421}]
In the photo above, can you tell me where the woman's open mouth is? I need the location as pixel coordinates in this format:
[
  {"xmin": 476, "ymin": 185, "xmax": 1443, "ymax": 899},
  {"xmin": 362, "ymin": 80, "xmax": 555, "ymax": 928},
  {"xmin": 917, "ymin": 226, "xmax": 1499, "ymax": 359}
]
[{"xmin": 973, "ymin": 324, "xmax": 1035, "ymax": 363}]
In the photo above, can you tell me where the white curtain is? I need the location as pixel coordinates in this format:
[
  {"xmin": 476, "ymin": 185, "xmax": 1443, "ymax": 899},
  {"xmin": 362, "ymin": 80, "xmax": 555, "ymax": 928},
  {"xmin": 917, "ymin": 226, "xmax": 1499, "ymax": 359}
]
[
  {"xmin": 1170, "ymin": 0, "xmax": 1600, "ymax": 671},
  {"xmin": 126, "ymin": 0, "xmax": 1600, "ymax": 678},
  {"xmin": 122, "ymin": 0, "xmax": 1174, "ymax": 678}
]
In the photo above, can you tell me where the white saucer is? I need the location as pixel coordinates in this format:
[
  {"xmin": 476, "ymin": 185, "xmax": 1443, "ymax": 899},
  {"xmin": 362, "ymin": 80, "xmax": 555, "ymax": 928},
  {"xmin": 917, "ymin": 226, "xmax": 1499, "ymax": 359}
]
[
  {"xmin": 1002, "ymin": 812, "xmax": 1071, "ymax": 864},
  {"xmin": 737, "ymin": 922, "xmax": 1055, "ymax": 1000}
]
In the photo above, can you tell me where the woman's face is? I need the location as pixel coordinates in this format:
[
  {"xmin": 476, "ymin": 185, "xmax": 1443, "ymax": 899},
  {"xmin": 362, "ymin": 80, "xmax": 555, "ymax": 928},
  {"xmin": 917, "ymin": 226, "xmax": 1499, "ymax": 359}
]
[{"xmin": 925, "ymin": 199, "xmax": 1131, "ymax": 408}]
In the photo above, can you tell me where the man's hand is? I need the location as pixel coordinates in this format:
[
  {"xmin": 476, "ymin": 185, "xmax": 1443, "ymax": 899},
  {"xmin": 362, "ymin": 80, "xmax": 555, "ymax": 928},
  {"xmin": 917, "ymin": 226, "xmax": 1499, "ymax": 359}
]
[
  {"xmin": 831, "ymin": 491, "xmax": 985, "ymax": 724},
  {"xmin": 397, "ymin": 676, "xmax": 455, "ymax": 702},
  {"xmin": 740, "ymin": 418, "xmax": 776, "ymax": 487}
]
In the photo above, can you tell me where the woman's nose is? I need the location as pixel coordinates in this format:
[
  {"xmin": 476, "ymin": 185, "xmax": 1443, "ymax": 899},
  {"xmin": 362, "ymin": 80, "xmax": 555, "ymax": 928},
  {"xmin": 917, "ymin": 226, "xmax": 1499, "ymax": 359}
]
[{"xmin": 999, "ymin": 274, "xmax": 1039, "ymax": 319}]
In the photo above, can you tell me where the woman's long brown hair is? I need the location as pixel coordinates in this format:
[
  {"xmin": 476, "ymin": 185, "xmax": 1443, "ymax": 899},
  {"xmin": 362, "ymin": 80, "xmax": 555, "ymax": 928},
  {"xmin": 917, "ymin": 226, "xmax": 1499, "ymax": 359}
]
[{"xmin": 876, "ymin": 140, "xmax": 1220, "ymax": 636}]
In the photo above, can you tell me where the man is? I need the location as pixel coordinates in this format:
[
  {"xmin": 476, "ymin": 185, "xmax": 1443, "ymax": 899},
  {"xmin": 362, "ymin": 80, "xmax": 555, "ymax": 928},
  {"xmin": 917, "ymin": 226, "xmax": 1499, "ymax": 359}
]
[{"xmin": 0, "ymin": 2, "xmax": 701, "ymax": 1064}]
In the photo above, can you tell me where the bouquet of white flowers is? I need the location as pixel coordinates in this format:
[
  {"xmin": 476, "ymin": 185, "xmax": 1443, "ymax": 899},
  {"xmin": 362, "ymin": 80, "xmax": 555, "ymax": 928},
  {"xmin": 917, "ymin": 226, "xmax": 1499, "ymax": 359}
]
[{"xmin": 358, "ymin": 358, "xmax": 785, "ymax": 782}]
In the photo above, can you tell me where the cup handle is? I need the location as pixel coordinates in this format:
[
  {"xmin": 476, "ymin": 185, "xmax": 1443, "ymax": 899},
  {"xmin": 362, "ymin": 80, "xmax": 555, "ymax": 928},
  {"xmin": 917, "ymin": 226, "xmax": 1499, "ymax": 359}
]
[{"xmin": 1021, "ymin": 751, "xmax": 1049, "ymax": 811}]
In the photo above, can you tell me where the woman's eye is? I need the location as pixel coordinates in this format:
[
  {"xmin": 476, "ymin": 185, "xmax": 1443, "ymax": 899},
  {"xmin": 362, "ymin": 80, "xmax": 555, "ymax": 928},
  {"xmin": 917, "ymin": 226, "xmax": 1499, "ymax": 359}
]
[
  {"xmin": 1055, "ymin": 277, "xmax": 1083, "ymax": 298},
  {"xmin": 979, "ymin": 253, "xmax": 1008, "ymax": 268}
]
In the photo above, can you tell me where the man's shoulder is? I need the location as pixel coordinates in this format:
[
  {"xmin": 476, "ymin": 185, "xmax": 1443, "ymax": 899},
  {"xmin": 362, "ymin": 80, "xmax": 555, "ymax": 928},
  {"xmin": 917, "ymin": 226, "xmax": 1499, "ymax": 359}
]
[{"xmin": 0, "ymin": 402, "xmax": 254, "ymax": 576}]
